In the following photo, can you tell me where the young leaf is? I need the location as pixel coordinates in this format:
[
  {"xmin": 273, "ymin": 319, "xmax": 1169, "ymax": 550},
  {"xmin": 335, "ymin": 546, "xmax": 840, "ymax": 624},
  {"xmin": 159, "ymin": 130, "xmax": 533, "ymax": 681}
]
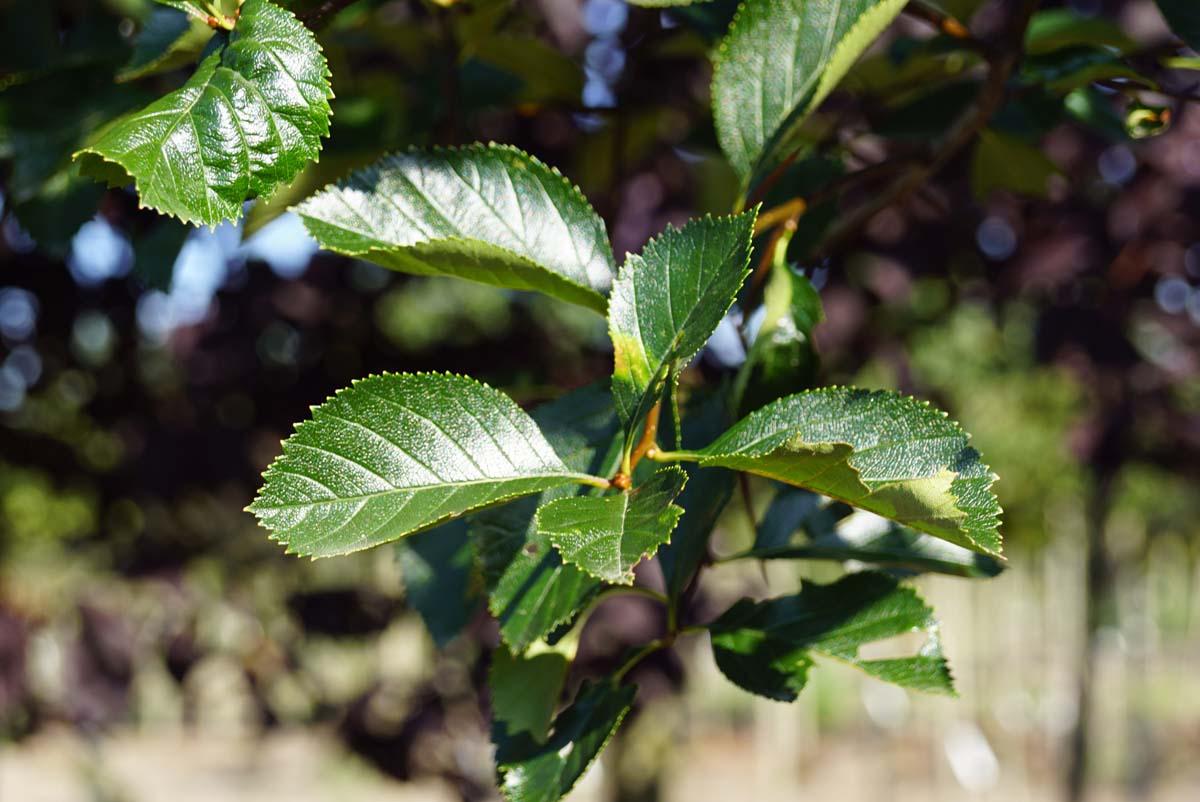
[
  {"xmin": 74, "ymin": 0, "xmax": 333, "ymax": 226},
  {"xmin": 707, "ymin": 571, "xmax": 954, "ymax": 701},
  {"xmin": 396, "ymin": 520, "xmax": 482, "ymax": 647},
  {"xmin": 691, "ymin": 387, "xmax": 1002, "ymax": 555},
  {"xmin": 294, "ymin": 144, "xmax": 615, "ymax": 313},
  {"xmin": 608, "ymin": 210, "xmax": 756, "ymax": 425},
  {"xmin": 248, "ymin": 373, "xmax": 600, "ymax": 558},
  {"xmin": 539, "ymin": 466, "xmax": 688, "ymax": 585},
  {"xmin": 495, "ymin": 681, "xmax": 636, "ymax": 802},
  {"xmin": 1154, "ymin": 0, "xmax": 1200, "ymax": 52},
  {"xmin": 475, "ymin": 384, "xmax": 621, "ymax": 652},
  {"xmin": 712, "ymin": 0, "xmax": 907, "ymax": 179},
  {"xmin": 118, "ymin": 7, "xmax": 214, "ymax": 83},
  {"xmin": 490, "ymin": 647, "xmax": 570, "ymax": 744},
  {"xmin": 734, "ymin": 258, "xmax": 822, "ymax": 415}
]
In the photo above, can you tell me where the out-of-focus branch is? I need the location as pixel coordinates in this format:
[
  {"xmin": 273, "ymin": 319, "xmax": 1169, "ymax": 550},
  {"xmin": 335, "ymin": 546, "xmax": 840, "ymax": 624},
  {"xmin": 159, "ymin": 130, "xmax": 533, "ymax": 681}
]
[
  {"xmin": 299, "ymin": 0, "xmax": 363, "ymax": 29},
  {"xmin": 817, "ymin": 0, "xmax": 1040, "ymax": 257},
  {"xmin": 903, "ymin": 1, "xmax": 990, "ymax": 57}
]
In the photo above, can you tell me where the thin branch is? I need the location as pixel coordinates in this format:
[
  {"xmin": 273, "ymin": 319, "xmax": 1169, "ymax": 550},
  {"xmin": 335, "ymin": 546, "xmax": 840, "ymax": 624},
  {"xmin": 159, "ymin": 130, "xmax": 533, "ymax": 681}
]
[
  {"xmin": 817, "ymin": 0, "xmax": 1040, "ymax": 258},
  {"xmin": 628, "ymin": 401, "xmax": 662, "ymax": 471},
  {"xmin": 299, "ymin": 0, "xmax": 364, "ymax": 29},
  {"xmin": 903, "ymin": 1, "xmax": 990, "ymax": 57}
]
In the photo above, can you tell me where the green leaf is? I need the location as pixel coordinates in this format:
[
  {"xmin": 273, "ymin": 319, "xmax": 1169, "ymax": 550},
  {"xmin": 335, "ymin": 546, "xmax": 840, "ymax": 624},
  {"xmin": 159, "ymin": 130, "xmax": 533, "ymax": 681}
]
[
  {"xmin": 707, "ymin": 571, "xmax": 954, "ymax": 701},
  {"xmin": 734, "ymin": 255, "xmax": 823, "ymax": 415},
  {"xmin": 74, "ymin": 0, "xmax": 333, "ymax": 226},
  {"xmin": 1024, "ymin": 9, "xmax": 1136, "ymax": 56},
  {"xmin": 396, "ymin": 519, "xmax": 482, "ymax": 646},
  {"xmin": 539, "ymin": 467, "xmax": 688, "ymax": 585},
  {"xmin": 1155, "ymin": 0, "xmax": 1200, "ymax": 52},
  {"xmin": 495, "ymin": 681, "xmax": 635, "ymax": 802},
  {"xmin": 294, "ymin": 144, "xmax": 615, "ymax": 314},
  {"xmin": 475, "ymin": 384, "xmax": 621, "ymax": 652},
  {"xmin": 754, "ymin": 486, "xmax": 851, "ymax": 552},
  {"xmin": 132, "ymin": 220, "xmax": 191, "ymax": 291},
  {"xmin": 118, "ymin": 7, "xmax": 214, "ymax": 82},
  {"xmin": 490, "ymin": 647, "xmax": 570, "ymax": 743},
  {"xmin": 757, "ymin": 517, "xmax": 1006, "ymax": 578},
  {"xmin": 970, "ymin": 128, "xmax": 1060, "ymax": 201},
  {"xmin": 608, "ymin": 211, "xmax": 756, "ymax": 426},
  {"xmin": 712, "ymin": 0, "xmax": 907, "ymax": 179},
  {"xmin": 691, "ymin": 387, "xmax": 1002, "ymax": 555},
  {"xmin": 248, "ymin": 373, "xmax": 599, "ymax": 558}
]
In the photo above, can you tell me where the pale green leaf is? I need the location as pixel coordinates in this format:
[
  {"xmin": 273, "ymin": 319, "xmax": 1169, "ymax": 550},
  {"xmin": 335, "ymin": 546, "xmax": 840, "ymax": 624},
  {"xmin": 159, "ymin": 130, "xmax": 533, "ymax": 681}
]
[
  {"xmin": 540, "ymin": 467, "xmax": 688, "ymax": 585},
  {"xmin": 248, "ymin": 373, "xmax": 599, "ymax": 558},
  {"xmin": 119, "ymin": 7, "xmax": 214, "ymax": 82},
  {"xmin": 74, "ymin": 0, "xmax": 333, "ymax": 226},
  {"xmin": 495, "ymin": 681, "xmax": 635, "ymax": 802},
  {"xmin": 294, "ymin": 144, "xmax": 615, "ymax": 313},
  {"xmin": 608, "ymin": 211, "xmax": 756, "ymax": 425},
  {"xmin": 692, "ymin": 387, "xmax": 1002, "ymax": 555},
  {"xmin": 490, "ymin": 647, "xmax": 570, "ymax": 744},
  {"xmin": 712, "ymin": 0, "xmax": 907, "ymax": 179},
  {"xmin": 475, "ymin": 384, "xmax": 621, "ymax": 652},
  {"xmin": 708, "ymin": 571, "xmax": 954, "ymax": 700},
  {"xmin": 970, "ymin": 128, "xmax": 1060, "ymax": 201}
]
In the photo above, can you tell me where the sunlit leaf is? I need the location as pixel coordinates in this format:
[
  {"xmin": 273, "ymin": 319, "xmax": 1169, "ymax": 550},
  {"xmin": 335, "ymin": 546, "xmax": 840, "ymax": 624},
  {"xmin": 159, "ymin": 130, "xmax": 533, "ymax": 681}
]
[
  {"xmin": 249, "ymin": 373, "xmax": 599, "ymax": 558},
  {"xmin": 692, "ymin": 387, "xmax": 1002, "ymax": 555},
  {"xmin": 75, "ymin": 0, "xmax": 333, "ymax": 226},
  {"xmin": 295, "ymin": 144, "xmax": 615, "ymax": 313}
]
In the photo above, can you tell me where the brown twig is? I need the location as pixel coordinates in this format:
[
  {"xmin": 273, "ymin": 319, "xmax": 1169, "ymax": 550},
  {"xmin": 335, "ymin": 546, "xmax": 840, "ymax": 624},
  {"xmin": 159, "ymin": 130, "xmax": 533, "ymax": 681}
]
[
  {"xmin": 299, "ymin": 0, "xmax": 364, "ymax": 29},
  {"xmin": 628, "ymin": 401, "xmax": 662, "ymax": 471},
  {"xmin": 816, "ymin": 0, "xmax": 1040, "ymax": 258},
  {"xmin": 903, "ymin": 1, "xmax": 989, "ymax": 56}
]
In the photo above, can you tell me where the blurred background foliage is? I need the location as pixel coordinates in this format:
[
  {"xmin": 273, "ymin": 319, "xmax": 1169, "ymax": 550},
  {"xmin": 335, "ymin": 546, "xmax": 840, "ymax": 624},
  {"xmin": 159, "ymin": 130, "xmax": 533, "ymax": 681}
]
[{"xmin": 1, "ymin": 0, "xmax": 1199, "ymax": 800}]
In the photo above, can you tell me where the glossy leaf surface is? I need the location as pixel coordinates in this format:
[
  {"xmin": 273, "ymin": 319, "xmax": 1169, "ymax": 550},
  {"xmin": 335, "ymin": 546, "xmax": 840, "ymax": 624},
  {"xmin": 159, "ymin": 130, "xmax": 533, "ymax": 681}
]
[
  {"xmin": 249, "ymin": 373, "xmax": 596, "ymax": 558},
  {"xmin": 540, "ymin": 466, "xmax": 688, "ymax": 584},
  {"xmin": 295, "ymin": 144, "xmax": 615, "ymax": 313},
  {"xmin": 75, "ymin": 0, "xmax": 333, "ymax": 226},
  {"xmin": 608, "ymin": 211, "xmax": 756, "ymax": 424},
  {"xmin": 694, "ymin": 387, "xmax": 1002, "ymax": 555},
  {"xmin": 474, "ymin": 385, "xmax": 620, "ymax": 652},
  {"xmin": 712, "ymin": 0, "xmax": 906, "ymax": 179},
  {"xmin": 708, "ymin": 571, "xmax": 954, "ymax": 700},
  {"xmin": 495, "ymin": 681, "xmax": 635, "ymax": 802}
]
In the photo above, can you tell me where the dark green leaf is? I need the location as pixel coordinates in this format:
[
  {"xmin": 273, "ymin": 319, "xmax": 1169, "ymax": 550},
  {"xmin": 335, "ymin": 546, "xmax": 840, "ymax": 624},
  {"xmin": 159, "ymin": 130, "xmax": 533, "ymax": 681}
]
[
  {"xmin": 754, "ymin": 486, "xmax": 851, "ymax": 552},
  {"xmin": 475, "ymin": 385, "xmax": 621, "ymax": 652},
  {"xmin": 490, "ymin": 647, "xmax": 570, "ymax": 743},
  {"xmin": 75, "ymin": 0, "xmax": 334, "ymax": 226},
  {"xmin": 712, "ymin": 0, "xmax": 907, "ymax": 179},
  {"xmin": 609, "ymin": 211, "xmax": 756, "ymax": 426},
  {"xmin": 657, "ymin": 394, "xmax": 736, "ymax": 600},
  {"xmin": 294, "ymin": 144, "xmax": 615, "ymax": 313},
  {"xmin": 757, "ymin": 517, "xmax": 1006, "ymax": 578},
  {"xmin": 1155, "ymin": 0, "xmax": 1200, "ymax": 52},
  {"xmin": 540, "ymin": 467, "xmax": 688, "ymax": 585},
  {"xmin": 692, "ymin": 387, "xmax": 1002, "ymax": 555},
  {"xmin": 495, "ymin": 681, "xmax": 635, "ymax": 802},
  {"xmin": 132, "ymin": 220, "xmax": 191, "ymax": 291},
  {"xmin": 119, "ymin": 7, "xmax": 214, "ymax": 82},
  {"xmin": 248, "ymin": 373, "xmax": 599, "ymax": 558},
  {"xmin": 396, "ymin": 519, "xmax": 482, "ymax": 646},
  {"xmin": 708, "ymin": 571, "xmax": 954, "ymax": 700}
]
